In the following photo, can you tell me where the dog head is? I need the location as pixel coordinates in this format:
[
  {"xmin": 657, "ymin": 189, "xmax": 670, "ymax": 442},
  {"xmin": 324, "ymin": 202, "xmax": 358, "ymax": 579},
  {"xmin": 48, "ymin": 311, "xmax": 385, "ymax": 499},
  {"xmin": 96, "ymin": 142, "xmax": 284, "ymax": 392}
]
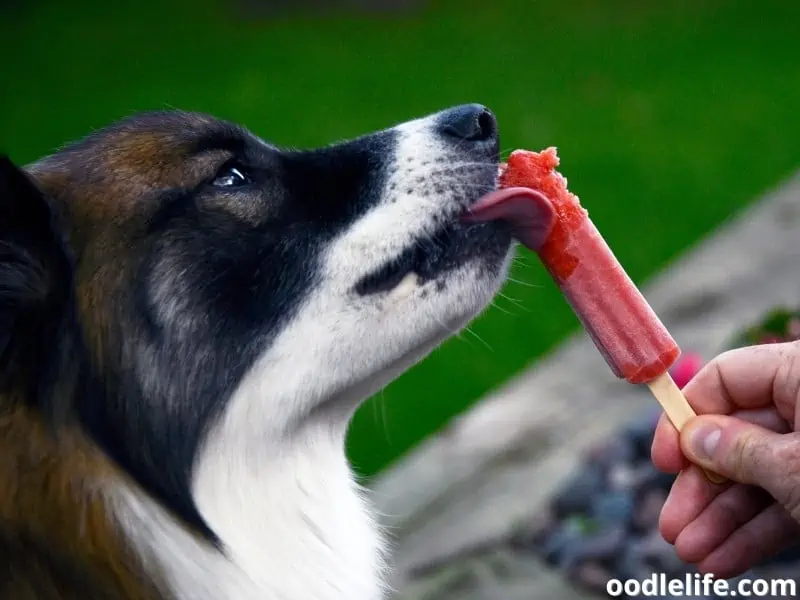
[{"xmin": 2, "ymin": 104, "xmax": 515, "ymax": 539}]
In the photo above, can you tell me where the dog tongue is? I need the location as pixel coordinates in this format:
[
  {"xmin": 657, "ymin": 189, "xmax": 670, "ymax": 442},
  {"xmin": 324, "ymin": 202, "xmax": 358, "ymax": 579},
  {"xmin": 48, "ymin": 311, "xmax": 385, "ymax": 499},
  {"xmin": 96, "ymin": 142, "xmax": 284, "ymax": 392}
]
[{"xmin": 464, "ymin": 187, "xmax": 556, "ymax": 251}]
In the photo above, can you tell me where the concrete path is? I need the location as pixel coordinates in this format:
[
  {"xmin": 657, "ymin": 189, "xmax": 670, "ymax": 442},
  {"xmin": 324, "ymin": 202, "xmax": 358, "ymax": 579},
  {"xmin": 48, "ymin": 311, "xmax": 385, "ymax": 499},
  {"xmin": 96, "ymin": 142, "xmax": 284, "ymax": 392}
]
[{"xmin": 369, "ymin": 169, "xmax": 800, "ymax": 600}]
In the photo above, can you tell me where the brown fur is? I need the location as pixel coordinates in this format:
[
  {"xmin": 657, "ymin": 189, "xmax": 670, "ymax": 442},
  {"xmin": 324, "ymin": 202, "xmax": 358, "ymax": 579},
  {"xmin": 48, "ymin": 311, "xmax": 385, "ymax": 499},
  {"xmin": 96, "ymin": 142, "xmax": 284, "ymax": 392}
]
[
  {"xmin": 27, "ymin": 114, "xmax": 242, "ymax": 372},
  {"xmin": 0, "ymin": 404, "xmax": 171, "ymax": 599},
  {"xmin": 0, "ymin": 108, "xmax": 415, "ymax": 598},
  {"xmin": 0, "ymin": 118, "xmax": 232, "ymax": 599}
]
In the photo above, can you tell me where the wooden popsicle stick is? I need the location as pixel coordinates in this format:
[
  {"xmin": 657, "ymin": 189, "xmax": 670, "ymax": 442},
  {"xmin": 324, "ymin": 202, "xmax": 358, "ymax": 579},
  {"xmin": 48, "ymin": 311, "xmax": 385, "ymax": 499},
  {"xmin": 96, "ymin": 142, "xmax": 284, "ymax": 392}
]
[{"xmin": 646, "ymin": 372, "xmax": 727, "ymax": 485}]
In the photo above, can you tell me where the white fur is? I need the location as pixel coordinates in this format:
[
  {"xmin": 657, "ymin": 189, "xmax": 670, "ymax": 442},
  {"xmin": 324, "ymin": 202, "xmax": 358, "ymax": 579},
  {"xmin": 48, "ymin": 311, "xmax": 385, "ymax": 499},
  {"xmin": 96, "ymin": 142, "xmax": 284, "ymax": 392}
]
[{"xmin": 114, "ymin": 113, "xmax": 513, "ymax": 600}]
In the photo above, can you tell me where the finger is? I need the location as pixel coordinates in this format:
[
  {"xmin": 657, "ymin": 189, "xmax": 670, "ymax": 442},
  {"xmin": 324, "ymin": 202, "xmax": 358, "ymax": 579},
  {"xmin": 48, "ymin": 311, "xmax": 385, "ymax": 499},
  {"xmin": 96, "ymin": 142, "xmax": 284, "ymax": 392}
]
[
  {"xmin": 697, "ymin": 503, "xmax": 800, "ymax": 579},
  {"xmin": 681, "ymin": 415, "xmax": 800, "ymax": 498},
  {"xmin": 732, "ymin": 407, "xmax": 792, "ymax": 433},
  {"xmin": 652, "ymin": 412, "xmax": 688, "ymax": 473},
  {"xmin": 659, "ymin": 467, "xmax": 732, "ymax": 544},
  {"xmin": 681, "ymin": 341, "xmax": 800, "ymax": 416},
  {"xmin": 651, "ymin": 407, "xmax": 789, "ymax": 474},
  {"xmin": 673, "ymin": 483, "xmax": 773, "ymax": 563}
]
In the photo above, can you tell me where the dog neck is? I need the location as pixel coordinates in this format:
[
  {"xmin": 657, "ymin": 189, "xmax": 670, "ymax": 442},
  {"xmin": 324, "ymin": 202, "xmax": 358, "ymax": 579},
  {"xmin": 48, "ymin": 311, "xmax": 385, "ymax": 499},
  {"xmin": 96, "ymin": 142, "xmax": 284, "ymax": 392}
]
[
  {"xmin": 108, "ymin": 287, "xmax": 447, "ymax": 600},
  {"xmin": 113, "ymin": 411, "xmax": 386, "ymax": 600}
]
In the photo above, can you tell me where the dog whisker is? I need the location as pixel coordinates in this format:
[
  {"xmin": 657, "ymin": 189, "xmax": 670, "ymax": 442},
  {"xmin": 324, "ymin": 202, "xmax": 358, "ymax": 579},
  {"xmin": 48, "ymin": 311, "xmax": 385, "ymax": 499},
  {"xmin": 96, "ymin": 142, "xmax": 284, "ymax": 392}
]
[
  {"xmin": 505, "ymin": 275, "xmax": 537, "ymax": 288},
  {"xmin": 462, "ymin": 326, "xmax": 493, "ymax": 352},
  {"xmin": 512, "ymin": 256, "xmax": 532, "ymax": 268},
  {"xmin": 371, "ymin": 391, "xmax": 392, "ymax": 444},
  {"xmin": 489, "ymin": 300, "xmax": 516, "ymax": 316},
  {"xmin": 496, "ymin": 292, "xmax": 530, "ymax": 313}
]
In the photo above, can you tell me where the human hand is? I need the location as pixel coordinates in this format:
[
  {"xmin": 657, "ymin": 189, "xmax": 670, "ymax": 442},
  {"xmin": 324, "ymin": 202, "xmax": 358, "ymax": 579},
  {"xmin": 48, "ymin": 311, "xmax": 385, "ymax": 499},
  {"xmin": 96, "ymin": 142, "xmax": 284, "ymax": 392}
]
[{"xmin": 651, "ymin": 341, "xmax": 800, "ymax": 578}]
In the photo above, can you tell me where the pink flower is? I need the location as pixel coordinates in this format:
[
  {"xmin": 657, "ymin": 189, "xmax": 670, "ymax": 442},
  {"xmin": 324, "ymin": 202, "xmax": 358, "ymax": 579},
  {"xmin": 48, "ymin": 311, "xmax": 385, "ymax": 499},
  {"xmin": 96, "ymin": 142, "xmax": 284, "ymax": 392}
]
[{"xmin": 670, "ymin": 352, "xmax": 704, "ymax": 389}]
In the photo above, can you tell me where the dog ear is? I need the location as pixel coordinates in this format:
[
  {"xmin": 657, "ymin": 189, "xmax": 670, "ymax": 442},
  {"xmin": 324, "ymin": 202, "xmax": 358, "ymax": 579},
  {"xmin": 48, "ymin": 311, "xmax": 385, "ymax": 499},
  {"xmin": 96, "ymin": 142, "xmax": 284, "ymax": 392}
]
[{"xmin": 0, "ymin": 154, "xmax": 76, "ymax": 399}]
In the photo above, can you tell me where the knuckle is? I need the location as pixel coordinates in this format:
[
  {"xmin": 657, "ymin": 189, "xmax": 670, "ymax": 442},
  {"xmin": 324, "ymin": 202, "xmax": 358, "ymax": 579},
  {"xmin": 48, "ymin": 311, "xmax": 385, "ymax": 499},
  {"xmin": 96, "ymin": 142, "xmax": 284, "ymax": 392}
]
[
  {"xmin": 785, "ymin": 485, "xmax": 800, "ymax": 516},
  {"xmin": 729, "ymin": 430, "xmax": 769, "ymax": 481},
  {"xmin": 706, "ymin": 350, "xmax": 741, "ymax": 407},
  {"xmin": 715, "ymin": 491, "xmax": 752, "ymax": 529},
  {"xmin": 761, "ymin": 435, "xmax": 800, "ymax": 507},
  {"xmin": 773, "ymin": 341, "xmax": 800, "ymax": 409},
  {"xmin": 775, "ymin": 434, "xmax": 800, "ymax": 463}
]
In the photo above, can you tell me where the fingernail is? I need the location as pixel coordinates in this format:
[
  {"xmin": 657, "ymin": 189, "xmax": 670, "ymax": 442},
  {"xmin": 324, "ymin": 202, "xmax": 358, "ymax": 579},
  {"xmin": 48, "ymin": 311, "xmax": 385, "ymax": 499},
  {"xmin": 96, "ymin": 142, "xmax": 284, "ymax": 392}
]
[{"xmin": 689, "ymin": 425, "xmax": 721, "ymax": 460}]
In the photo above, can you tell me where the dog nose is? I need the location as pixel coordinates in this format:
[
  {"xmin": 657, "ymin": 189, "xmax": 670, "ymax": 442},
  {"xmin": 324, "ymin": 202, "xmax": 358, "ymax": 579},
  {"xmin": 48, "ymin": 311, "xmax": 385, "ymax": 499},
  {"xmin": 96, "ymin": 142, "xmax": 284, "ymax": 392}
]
[{"xmin": 438, "ymin": 104, "xmax": 498, "ymax": 143}]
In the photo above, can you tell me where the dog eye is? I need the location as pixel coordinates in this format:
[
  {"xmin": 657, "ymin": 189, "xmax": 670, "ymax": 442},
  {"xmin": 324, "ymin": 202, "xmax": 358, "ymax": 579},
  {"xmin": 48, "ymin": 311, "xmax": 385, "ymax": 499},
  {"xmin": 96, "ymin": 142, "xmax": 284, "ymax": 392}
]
[{"xmin": 212, "ymin": 164, "xmax": 251, "ymax": 188}]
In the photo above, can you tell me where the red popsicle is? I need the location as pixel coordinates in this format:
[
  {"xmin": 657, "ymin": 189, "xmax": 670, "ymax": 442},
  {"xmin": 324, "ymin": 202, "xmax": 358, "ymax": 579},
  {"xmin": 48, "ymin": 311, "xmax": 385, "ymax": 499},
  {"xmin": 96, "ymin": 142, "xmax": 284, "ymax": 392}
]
[
  {"xmin": 467, "ymin": 148, "xmax": 724, "ymax": 483},
  {"xmin": 501, "ymin": 148, "xmax": 679, "ymax": 384}
]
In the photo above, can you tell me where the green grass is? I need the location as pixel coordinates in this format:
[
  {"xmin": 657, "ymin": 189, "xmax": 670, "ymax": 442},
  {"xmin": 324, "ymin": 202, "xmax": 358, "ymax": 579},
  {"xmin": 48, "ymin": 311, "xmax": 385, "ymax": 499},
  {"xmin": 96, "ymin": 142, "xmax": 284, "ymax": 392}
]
[{"xmin": 2, "ymin": 0, "xmax": 799, "ymax": 478}]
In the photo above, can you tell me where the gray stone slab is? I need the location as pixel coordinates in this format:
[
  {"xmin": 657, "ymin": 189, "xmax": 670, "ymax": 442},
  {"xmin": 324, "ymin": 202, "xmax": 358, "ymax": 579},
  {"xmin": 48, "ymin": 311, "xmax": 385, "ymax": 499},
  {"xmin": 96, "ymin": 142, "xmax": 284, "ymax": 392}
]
[{"xmin": 369, "ymin": 169, "xmax": 800, "ymax": 599}]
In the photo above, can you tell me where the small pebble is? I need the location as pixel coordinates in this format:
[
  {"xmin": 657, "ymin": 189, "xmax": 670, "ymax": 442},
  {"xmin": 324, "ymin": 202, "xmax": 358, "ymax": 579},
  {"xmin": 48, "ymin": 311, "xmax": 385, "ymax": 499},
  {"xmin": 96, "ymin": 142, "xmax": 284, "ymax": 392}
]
[
  {"xmin": 538, "ymin": 405, "xmax": 800, "ymax": 596},
  {"xmin": 614, "ymin": 543, "xmax": 648, "ymax": 580},
  {"xmin": 609, "ymin": 464, "xmax": 637, "ymax": 490},
  {"xmin": 561, "ymin": 525, "xmax": 626, "ymax": 570},
  {"xmin": 541, "ymin": 520, "xmax": 583, "ymax": 565},
  {"xmin": 590, "ymin": 490, "xmax": 635, "ymax": 527},
  {"xmin": 579, "ymin": 525, "xmax": 626, "ymax": 559},
  {"xmin": 625, "ymin": 407, "xmax": 659, "ymax": 434},
  {"xmin": 624, "ymin": 416, "xmax": 658, "ymax": 460},
  {"xmin": 632, "ymin": 462, "xmax": 676, "ymax": 492},
  {"xmin": 552, "ymin": 465, "xmax": 606, "ymax": 517},
  {"xmin": 584, "ymin": 437, "xmax": 636, "ymax": 468}
]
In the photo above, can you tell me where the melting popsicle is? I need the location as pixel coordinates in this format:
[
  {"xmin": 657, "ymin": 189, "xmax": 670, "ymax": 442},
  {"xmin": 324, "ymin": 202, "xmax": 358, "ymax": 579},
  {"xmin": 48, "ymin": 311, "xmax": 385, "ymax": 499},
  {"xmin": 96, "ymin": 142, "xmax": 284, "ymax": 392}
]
[
  {"xmin": 507, "ymin": 149, "xmax": 678, "ymax": 384},
  {"xmin": 468, "ymin": 148, "xmax": 724, "ymax": 484}
]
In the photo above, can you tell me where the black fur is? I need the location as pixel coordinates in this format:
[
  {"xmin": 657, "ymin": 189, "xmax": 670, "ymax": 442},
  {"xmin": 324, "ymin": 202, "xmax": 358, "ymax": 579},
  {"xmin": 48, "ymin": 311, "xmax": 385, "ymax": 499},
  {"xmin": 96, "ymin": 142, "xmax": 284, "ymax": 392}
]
[
  {"xmin": 9, "ymin": 105, "xmax": 510, "ymax": 545},
  {"xmin": 72, "ymin": 124, "xmax": 397, "ymax": 541},
  {"xmin": 0, "ymin": 155, "xmax": 82, "ymax": 420}
]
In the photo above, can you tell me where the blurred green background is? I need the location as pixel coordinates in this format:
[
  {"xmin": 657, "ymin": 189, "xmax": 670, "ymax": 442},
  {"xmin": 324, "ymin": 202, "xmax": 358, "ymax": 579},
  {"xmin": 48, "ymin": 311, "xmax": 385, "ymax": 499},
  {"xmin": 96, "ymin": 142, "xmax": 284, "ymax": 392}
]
[{"xmin": 2, "ymin": 0, "xmax": 798, "ymax": 478}]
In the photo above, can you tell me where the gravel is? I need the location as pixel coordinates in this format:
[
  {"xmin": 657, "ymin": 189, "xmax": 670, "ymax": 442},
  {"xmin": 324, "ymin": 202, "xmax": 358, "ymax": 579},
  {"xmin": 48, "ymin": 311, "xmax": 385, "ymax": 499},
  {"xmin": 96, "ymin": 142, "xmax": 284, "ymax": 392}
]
[{"xmin": 514, "ymin": 405, "xmax": 800, "ymax": 599}]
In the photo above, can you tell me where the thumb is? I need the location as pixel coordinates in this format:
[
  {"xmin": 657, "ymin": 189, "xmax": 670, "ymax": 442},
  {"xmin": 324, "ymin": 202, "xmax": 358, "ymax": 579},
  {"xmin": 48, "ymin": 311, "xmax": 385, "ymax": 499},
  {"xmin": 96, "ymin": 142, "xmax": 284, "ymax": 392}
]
[{"xmin": 681, "ymin": 415, "xmax": 800, "ymax": 510}]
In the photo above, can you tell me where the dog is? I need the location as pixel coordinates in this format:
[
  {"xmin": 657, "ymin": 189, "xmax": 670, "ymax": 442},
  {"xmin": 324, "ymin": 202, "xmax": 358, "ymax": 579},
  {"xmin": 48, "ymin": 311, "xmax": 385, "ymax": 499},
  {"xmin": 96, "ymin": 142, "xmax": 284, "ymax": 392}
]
[{"xmin": 0, "ymin": 104, "xmax": 519, "ymax": 600}]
